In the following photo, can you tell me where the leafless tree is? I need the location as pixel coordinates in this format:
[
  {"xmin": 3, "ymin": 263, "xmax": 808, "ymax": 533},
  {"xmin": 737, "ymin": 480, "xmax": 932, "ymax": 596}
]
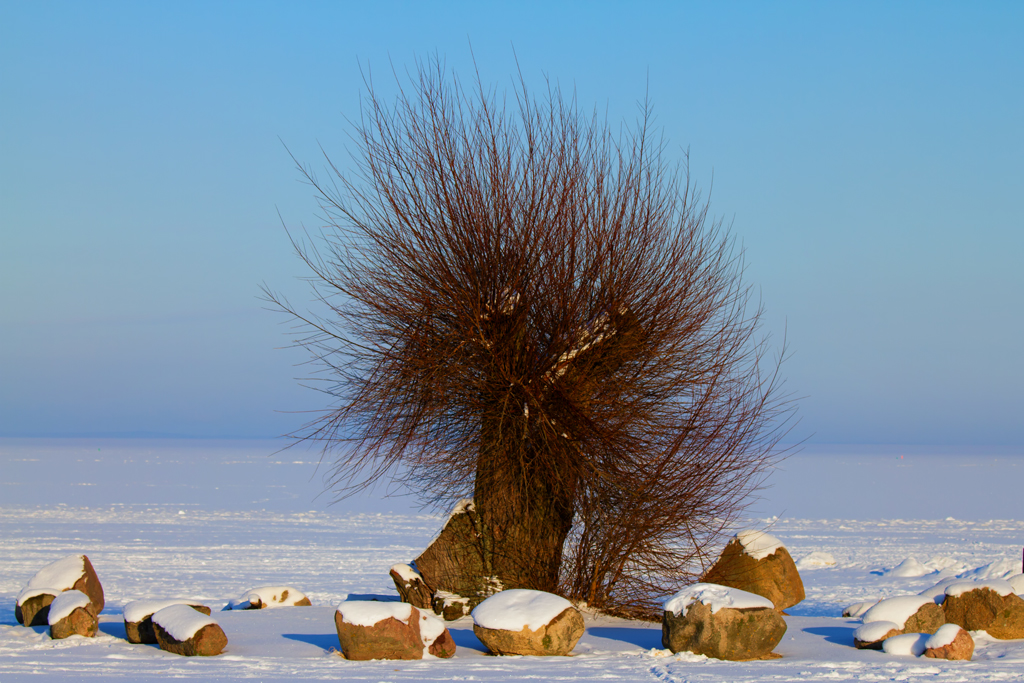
[{"xmin": 267, "ymin": 58, "xmax": 795, "ymax": 618}]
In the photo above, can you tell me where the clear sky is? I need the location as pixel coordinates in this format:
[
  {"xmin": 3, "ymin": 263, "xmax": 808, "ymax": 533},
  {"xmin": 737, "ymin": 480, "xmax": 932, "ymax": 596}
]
[{"xmin": 2, "ymin": 1, "xmax": 1021, "ymax": 445}]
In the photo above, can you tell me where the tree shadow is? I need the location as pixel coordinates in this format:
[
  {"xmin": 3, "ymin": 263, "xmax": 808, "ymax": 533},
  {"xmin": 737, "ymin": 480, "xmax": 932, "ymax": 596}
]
[
  {"xmin": 803, "ymin": 625, "xmax": 855, "ymax": 646},
  {"xmin": 586, "ymin": 626, "xmax": 663, "ymax": 650},
  {"xmin": 98, "ymin": 620, "xmax": 128, "ymax": 640}
]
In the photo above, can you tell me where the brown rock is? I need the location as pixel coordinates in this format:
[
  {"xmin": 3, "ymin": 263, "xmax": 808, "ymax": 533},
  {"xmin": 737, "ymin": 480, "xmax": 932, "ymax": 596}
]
[
  {"xmin": 902, "ymin": 601, "xmax": 945, "ymax": 635},
  {"xmin": 17, "ymin": 590, "xmax": 58, "ymax": 627},
  {"xmin": 427, "ymin": 627, "xmax": 457, "ymax": 658},
  {"xmin": 153, "ymin": 621, "xmax": 228, "ymax": 656},
  {"xmin": 924, "ymin": 625, "xmax": 974, "ymax": 661},
  {"xmin": 72, "ymin": 556, "xmax": 105, "ymax": 615},
  {"xmin": 701, "ymin": 537, "xmax": 805, "ymax": 611},
  {"xmin": 49, "ymin": 605, "xmax": 98, "ymax": 640},
  {"xmin": 662, "ymin": 601, "xmax": 787, "ymax": 661},
  {"xmin": 390, "ymin": 564, "xmax": 435, "ymax": 611},
  {"xmin": 335, "ymin": 603, "xmax": 454, "ymax": 660},
  {"xmin": 16, "ymin": 555, "xmax": 105, "ymax": 622},
  {"xmin": 414, "ymin": 500, "xmax": 489, "ymax": 600},
  {"xmin": 124, "ymin": 603, "xmax": 212, "ymax": 644},
  {"xmin": 942, "ymin": 587, "xmax": 1024, "ymax": 639},
  {"xmin": 473, "ymin": 606, "xmax": 585, "ymax": 656}
]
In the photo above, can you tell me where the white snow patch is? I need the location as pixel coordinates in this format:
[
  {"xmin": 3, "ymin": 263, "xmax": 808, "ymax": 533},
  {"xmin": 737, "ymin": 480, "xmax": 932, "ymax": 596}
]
[
  {"xmin": 151, "ymin": 604, "xmax": 218, "ymax": 641},
  {"xmin": 735, "ymin": 530, "xmax": 783, "ymax": 560},
  {"xmin": 123, "ymin": 599, "xmax": 205, "ymax": 624},
  {"xmin": 338, "ymin": 601, "xmax": 413, "ymax": 628},
  {"xmin": 434, "ymin": 590, "xmax": 468, "ymax": 607},
  {"xmin": 449, "ymin": 498, "xmax": 475, "ymax": 518},
  {"xmin": 472, "ymin": 589, "xmax": 575, "ymax": 632},
  {"xmin": 861, "ymin": 595, "xmax": 932, "ymax": 628},
  {"xmin": 886, "ymin": 558, "xmax": 931, "ymax": 577},
  {"xmin": 919, "ymin": 577, "xmax": 964, "ymax": 603},
  {"xmin": 958, "ymin": 558, "xmax": 1020, "ymax": 580},
  {"xmin": 925, "ymin": 623, "xmax": 964, "ymax": 649},
  {"xmin": 227, "ymin": 585, "xmax": 308, "ymax": 609},
  {"xmin": 390, "ymin": 563, "xmax": 423, "ymax": 584},
  {"xmin": 945, "ymin": 579, "xmax": 1014, "ymax": 597},
  {"xmin": 46, "ymin": 590, "xmax": 91, "ymax": 624},
  {"xmin": 796, "ymin": 551, "xmax": 836, "ymax": 570},
  {"xmin": 26, "ymin": 555, "xmax": 85, "ymax": 591},
  {"xmin": 882, "ymin": 632, "xmax": 929, "ymax": 656},
  {"xmin": 1006, "ymin": 573, "xmax": 1024, "ymax": 595},
  {"xmin": 16, "ymin": 586, "xmax": 59, "ymax": 606},
  {"xmin": 418, "ymin": 610, "xmax": 446, "ymax": 646},
  {"xmin": 663, "ymin": 583, "xmax": 774, "ymax": 618},
  {"xmin": 853, "ymin": 620, "xmax": 899, "ymax": 643},
  {"xmin": 843, "ymin": 600, "xmax": 878, "ymax": 618}
]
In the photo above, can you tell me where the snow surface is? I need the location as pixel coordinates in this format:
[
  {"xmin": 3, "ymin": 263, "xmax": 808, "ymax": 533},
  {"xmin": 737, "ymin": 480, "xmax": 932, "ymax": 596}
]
[
  {"xmin": 227, "ymin": 586, "xmax": 309, "ymax": 609},
  {"xmin": 151, "ymin": 604, "xmax": 218, "ymax": 641},
  {"xmin": 882, "ymin": 632, "xmax": 929, "ymax": 656},
  {"xmin": 796, "ymin": 551, "xmax": 836, "ymax": 570},
  {"xmin": 860, "ymin": 595, "xmax": 932, "ymax": 628},
  {"xmin": 25, "ymin": 555, "xmax": 84, "ymax": 592},
  {"xmin": 472, "ymin": 589, "xmax": 575, "ymax": 632},
  {"xmin": 663, "ymin": 583, "xmax": 774, "ymax": 617},
  {"xmin": 925, "ymin": 624, "xmax": 964, "ymax": 649},
  {"xmin": 338, "ymin": 601, "xmax": 413, "ymax": 627},
  {"xmin": 886, "ymin": 558, "xmax": 931, "ymax": 577},
  {"xmin": 944, "ymin": 579, "xmax": 1014, "ymax": 597},
  {"xmin": 852, "ymin": 620, "xmax": 898, "ymax": 643},
  {"xmin": 46, "ymin": 590, "xmax": 91, "ymax": 624},
  {"xmin": 735, "ymin": 529, "xmax": 783, "ymax": 560},
  {"xmin": 956, "ymin": 558, "xmax": 1020, "ymax": 580},
  {"xmin": 842, "ymin": 600, "xmax": 877, "ymax": 618},
  {"xmin": 123, "ymin": 599, "xmax": 205, "ymax": 624}
]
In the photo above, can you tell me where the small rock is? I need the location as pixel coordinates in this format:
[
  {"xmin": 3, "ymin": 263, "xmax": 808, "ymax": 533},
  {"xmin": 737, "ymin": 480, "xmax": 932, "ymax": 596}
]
[
  {"xmin": 701, "ymin": 531, "xmax": 805, "ymax": 611},
  {"xmin": 390, "ymin": 563, "xmax": 435, "ymax": 611},
  {"xmin": 16, "ymin": 588, "xmax": 59, "ymax": 627},
  {"xmin": 853, "ymin": 620, "xmax": 900, "ymax": 649},
  {"xmin": 152, "ymin": 604, "xmax": 228, "ymax": 656},
  {"xmin": 123, "ymin": 600, "xmax": 212, "ymax": 644},
  {"xmin": 662, "ymin": 584, "xmax": 786, "ymax": 660},
  {"xmin": 225, "ymin": 586, "xmax": 311, "ymax": 610},
  {"xmin": 335, "ymin": 602, "xmax": 454, "ymax": 660},
  {"xmin": 48, "ymin": 590, "xmax": 98, "ymax": 639},
  {"xmin": 923, "ymin": 624, "xmax": 974, "ymax": 660}
]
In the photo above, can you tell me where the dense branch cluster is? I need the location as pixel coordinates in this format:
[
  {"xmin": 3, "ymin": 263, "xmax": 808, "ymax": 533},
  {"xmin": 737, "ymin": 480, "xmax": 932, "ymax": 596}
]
[{"xmin": 269, "ymin": 60, "xmax": 794, "ymax": 617}]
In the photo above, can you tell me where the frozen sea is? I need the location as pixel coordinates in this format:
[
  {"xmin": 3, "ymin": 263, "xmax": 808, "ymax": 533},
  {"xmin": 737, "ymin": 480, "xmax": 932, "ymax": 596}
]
[{"xmin": 2, "ymin": 438, "xmax": 1023, "ymax": 682}]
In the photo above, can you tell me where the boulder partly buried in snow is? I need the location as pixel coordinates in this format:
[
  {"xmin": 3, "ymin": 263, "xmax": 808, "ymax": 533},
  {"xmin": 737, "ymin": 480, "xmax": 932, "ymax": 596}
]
[
  {"xmin": 662, "ymin": 583, "xmax": 786, "ymax": 661},
  {"xmin": 853, "ymin": 620, "xmax": 901, "ymax": 649},
  {"xmin": 471, "ymin": 589, "xmax": 584, "ymax": 656},
  {"xmin": 225, "ymin": 586, "xmax": 311, "ymax": 610},
  {"xmin": 152, "ymin": 604, "xmax": 228, "ymax": 656},
  {"xmin": 17, "ymin": 554, "xmax": 104, "ymax": 623},
  {"xmin": 923, "ymin": 623, "xmax": 974, "ymax": 660},
  {"xmin": 700, "ymin": 531, "xmax": 805, "ymax": 611},
  {"xmin": 843, "ymin": 599, "xmax": 878, "ymax": 619},
  {"xmin": 335, "ymin": 601, "xmax": 455, "ymax": 660},
  {"xmin": 882, "ymin": 632, "xmax": 930, "ymax": 656},
  {"xmin": 15, "ymin": 587, "xmax": 60, "ymax": 627},
  {"xmin": 861, "ymin": 595, "xmax": 944, "ymax": 636},
  {"xmin": 48, "ymin": 590, "xmax": 98, "ymax": 639},
  {"xmin": 123, "ymin": 599, "xmax": 212, "ymax": 644},
  {"xmin": 941, "ymin": 581, "xmax": 1024, "ymax": 639},
  {"xmin": 390, "ymin": 563, "xmax": 435, "ymax": 611}
]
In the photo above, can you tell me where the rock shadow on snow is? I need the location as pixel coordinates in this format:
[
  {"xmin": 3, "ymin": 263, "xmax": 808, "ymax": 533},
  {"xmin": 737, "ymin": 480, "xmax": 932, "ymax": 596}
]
[
  {"xmin": 803, "ymin": 624, "xmax": 857, "ymax": 646},
  {"xmin": 282, "ymin": 632, "xmax": 340, "ymax": 651}
]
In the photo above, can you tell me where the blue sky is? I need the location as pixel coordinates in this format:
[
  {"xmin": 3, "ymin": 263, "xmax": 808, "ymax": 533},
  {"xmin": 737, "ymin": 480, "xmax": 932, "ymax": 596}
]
[{"xmin": 2, "ymin": 1, "xmax": 1021, "ymax": 445}]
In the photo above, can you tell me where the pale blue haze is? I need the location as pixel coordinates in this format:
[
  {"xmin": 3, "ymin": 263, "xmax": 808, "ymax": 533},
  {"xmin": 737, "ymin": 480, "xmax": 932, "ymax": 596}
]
[{"xmin": 2, "ymin": 1, "xmax": 1021, "ymax": 445}]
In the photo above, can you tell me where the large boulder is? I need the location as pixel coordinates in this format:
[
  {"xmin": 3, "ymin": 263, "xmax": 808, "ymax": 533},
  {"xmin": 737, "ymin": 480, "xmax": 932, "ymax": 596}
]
[
  {"xmin": 923, "ymin": 624, "xmax": 974, "ymax": 661},
  {"xmin": 48, "ymin": 590, "xmax": 98, "ymax": 639},
  {"xmin": 700, "ymin": 531, "xmax": 804, "ymax": 612},
  {"xmin": 471, "ymin": 589, "xmax": 584, "ymax": 656},
  {"xmin": 152, "ymin": 604, "xmax": 228, "ymax": 656},
  {"xmin": 225, "ymin": 586, "xmax": 311, "ymax": 610},
  {"xmin": 16, "ymin": 555, "xmax": 104, "ymax": 623},
  {"xmin": 123, "ymin": 600, "xmax": 212, "ymax": 644},
  {"xmin": 390, "ymin": 563, "xmax": 435, "ymax": 611},
  {"xmin": 941, "ymin": 581, "xmax": 1024, "ymax": 639},
  {"xmin": 15, "ymin": 588, "xmax": 59, "ymax": 627},
  {"xmin": 335, "ymin": 601, "xmax": 455, "ymax": 660},
  {"xmin": 861, "ymin": 595, "xmax": 945, "ymax": 636},
  {"xmin": 413, "ymin": 499, "xmax": 489, "ymax": 602},
  {"xmin": 662, "ymin": 583, "xmax": 786, "ymax": 660}
]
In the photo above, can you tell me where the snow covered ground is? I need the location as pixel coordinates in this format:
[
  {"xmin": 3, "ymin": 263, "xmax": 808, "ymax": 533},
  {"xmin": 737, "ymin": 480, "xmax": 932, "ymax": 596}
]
[{"xmin": 2, "ymin": 438, "xmax": 1023, "ymax": 682}]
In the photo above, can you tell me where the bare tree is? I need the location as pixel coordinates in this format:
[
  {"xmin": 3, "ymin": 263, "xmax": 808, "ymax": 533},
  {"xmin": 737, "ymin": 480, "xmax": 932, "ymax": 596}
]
[{"xmin": 267, "ymin": 58, "xmax": 795, "ymax": 618}]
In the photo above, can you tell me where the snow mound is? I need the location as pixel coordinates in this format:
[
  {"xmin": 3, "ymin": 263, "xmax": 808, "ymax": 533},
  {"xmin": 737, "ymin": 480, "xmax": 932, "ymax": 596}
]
[
  {"xmin": 853, "ymin": 620, "xmax": 899, "ymax": 643},
  {"xmin": 925, "ymin": 624, "xmax": 964, "ymax": 649},
  {"xmin": 735, "ymin": 530, "xmax": 783, "ymax": 560},
  {"xmin": 920, "ymin": 578, "xmax": 964, "ymax": 604},
  {"xmin": 47, "ymin": 590, "xmax": 91, "ymax": 624},
  {"xmin": 924, "ymin": 556, "xmax": 967, "ymax": 575},
  {"xmin": 861, "ymin": 595, "xmax": 932, "ymax": 628},
  {"xmin": 472, "ymin": 589, "xmax": 575, "ymax": 632},
  {"xmin": 338, "ymin": 601, "xmax": 413, "ymax": 628},
  {"xmin": 886, "ymin": 558, "xmax": 931, "ymax": 577},
  {"xmin": 663, "ymin": 583, "xmax": 774, "ymax": 618},
  {"xmin": 26, "ymin": 555, "xmax": 85, "ymax": 591},
  {"xmin": 152, "ymin": 604, "xmax": 218, "ymax": 641},
  {"xmin": 945, "ymin": 579, "xmax": 1014, "ymax": 597},
  {"xmin": 123, "ymin": 599, "xmax": 204, "ymax": 624},
  {"xmin": 1006, "ymin": 574, "xmax": 1024, "ymax": 595},
  {"xmin": 958, "ymin": 558, "xmax": 1019, "ymax": 581},
  {"xmin": 796, "ymin": 551, "xmax": 836, "ymax": 570},
  {"xmin": 882, "ymin": 632, "xmax": 929, "ymax": 656},
  {"xmin": 227, "ymin": 586, "xmax": 308, "ymax": 609},
  {"xmin": 843, "ymin": 600, "xmax": 878, "ymax": 618}
]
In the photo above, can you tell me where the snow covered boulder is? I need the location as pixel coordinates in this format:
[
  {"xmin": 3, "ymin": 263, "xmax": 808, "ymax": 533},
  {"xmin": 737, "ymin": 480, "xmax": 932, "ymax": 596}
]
[
  {"xmin": 853, "ymin": 620, "xmax": 900, "ymax": 649},
  {"xmin": 390, "ymin": 563, "xmax": 435, "ymax": 611},
  {"xmin": 923, "ymin": 624, "xmax": 974, "ymax": 660},
  {"xmin": 152, "ymin": 604, "xmax": 228, "ymax": 656},
  {"xmin": 123, "ymin": 600, "xmax": 212, "ymax": 644},
  {"xmin": 842, "ymin": 599, "xmax": 878, "ymax": 618},
  {"xmin": 471, "ymin": 589, "xmax": 584, "ymax": 656},
  {"xmin": 48, "ymin": 590, "xmax": 98, "ymax": 639},
  {"xmin": 700, "ymin": 531, "xmax": 805, "ymax": 611},
  {"xmin": 225, "ymin": 586, "xmax": 311, "ymax": 610},
  {"xmin": 662, "ymin": 583, "xmax": 786, "ymax": 661},
  {"xmin": 16, "ymin": 554, "xmax": 104, "ymax": 624},
  {"xmin": 861, "ymin": 595, "xmax": 944, "ymax": 637},
  {"xmin": 941, "ymin": 581, "xmax": 1024, "ymax": 639},
  {"xmin": 335, "ymin": 601, "xmax": 455, "ymax": 660},
  {"xmin": 15, "ymin": 587, "xmax": 59, "ymax": 627}
]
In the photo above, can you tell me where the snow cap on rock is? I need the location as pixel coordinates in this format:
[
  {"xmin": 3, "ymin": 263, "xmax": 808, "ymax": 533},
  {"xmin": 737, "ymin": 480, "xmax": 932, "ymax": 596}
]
[
  {"xmin": 882, "ymin": 632, "xmax": 929, "ymax": 656},
  {"xmin": 27, "ymin": 555, "xmax": 86, "ymax": 591},
  {"xmin": 472, "ymin": 589, "xmax": 575, "ymax": 632},
  {"xmin": 338, "ymin": 601, "xmax": 413, "ymax": 628},
  {"xmin": 925, "ymin": 623, "xmax": 965, "ymax": 650},
  {"xmin": 853, "ymin": 620, "xmax": 900, "ymax": 643},
  {"xmin": 861, "ymin": 595, "xmax": 932, "ymax": 628},
  {"xmin": 663, "ymin": 583, "xmax": 774, "ymax": 618},
  {"xmin": 47, "ymin": 590, "xmax": 91, "ymax": 624},
  {"xmin": 152, "ymin": 604, "xmax": 218, "ymax": 641},
  {"xmin": 735, "ymin": 530, "xmax": 783, "ymax": 560},
  {"xmin": 944, "ymin": 579, "xmax": 1014, "ymax": 598}
]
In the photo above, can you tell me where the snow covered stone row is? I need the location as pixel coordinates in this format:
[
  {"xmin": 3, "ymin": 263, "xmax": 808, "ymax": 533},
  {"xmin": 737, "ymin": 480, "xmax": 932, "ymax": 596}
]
[{"xmin": 14, "ymin": 554, "xmax": 105, "ymax": 629}]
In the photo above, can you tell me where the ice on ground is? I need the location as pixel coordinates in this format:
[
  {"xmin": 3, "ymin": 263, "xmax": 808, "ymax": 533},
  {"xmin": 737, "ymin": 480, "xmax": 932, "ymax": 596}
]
[
  {"xmin": 796, "ymin": 551, "xmax": 836, "ymax": 570},
  {"xmin": 472, "ymin": 589, "xmax": 575, "ymax": 631},
  {"xmin": 925, "ymin": 623, "xmax": 964, "ymax": 649},
  {"xmin": 886, "ymin": 558, "xmax": 931, "ymax": 577},
  {"xmin": 151, "ymin": 604, "xmax": 218, "ymax": 641},
  {"xmin": 853, "ymin": 620, "xmax": 899, "ymax": 643},
  {"xmin": 735, "ymin": 530, "xmax": 783, "ymax": 560},
  {"xmin": 16, "ymin": 586, "xmax": 59, "ymax": 606},
  {"xmin": 227, "ymin": 585, "xmax": 309, "ymax": 609},
  {"xmin": 944, "ymin": 579, "xmax": 1014, "ymax": 597},
  {"xmin": 957, "ymin": 558, "xmax": 1020, "ymax": 580},
  {"xmin": 25, "ymin": 554, "xmax": 85, "ymax": 591},
  {"xmin": 338, "ymin": 600, "xmax": 413, "ymax": 627},
  {"xmin": 882, "ymin": 632, "xmax": 929, "ymax": 656},
  {"xmin": 843, "ymin": 600, "xmax": 878, "ymax": 618},
  {"xmin": 861, "ymin": 595, "xmax": 932, "ymax": 628},
  {"xmin": 47, "ymin": 590, "xmax": 91, "ymax": 624},
  {"xmin": 663, "ymin": 583, "xmax": 774, "ymax": 618},
  {"xmin": 123, "ymin": 599, "xmax": 206, "ymax": 623}
]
